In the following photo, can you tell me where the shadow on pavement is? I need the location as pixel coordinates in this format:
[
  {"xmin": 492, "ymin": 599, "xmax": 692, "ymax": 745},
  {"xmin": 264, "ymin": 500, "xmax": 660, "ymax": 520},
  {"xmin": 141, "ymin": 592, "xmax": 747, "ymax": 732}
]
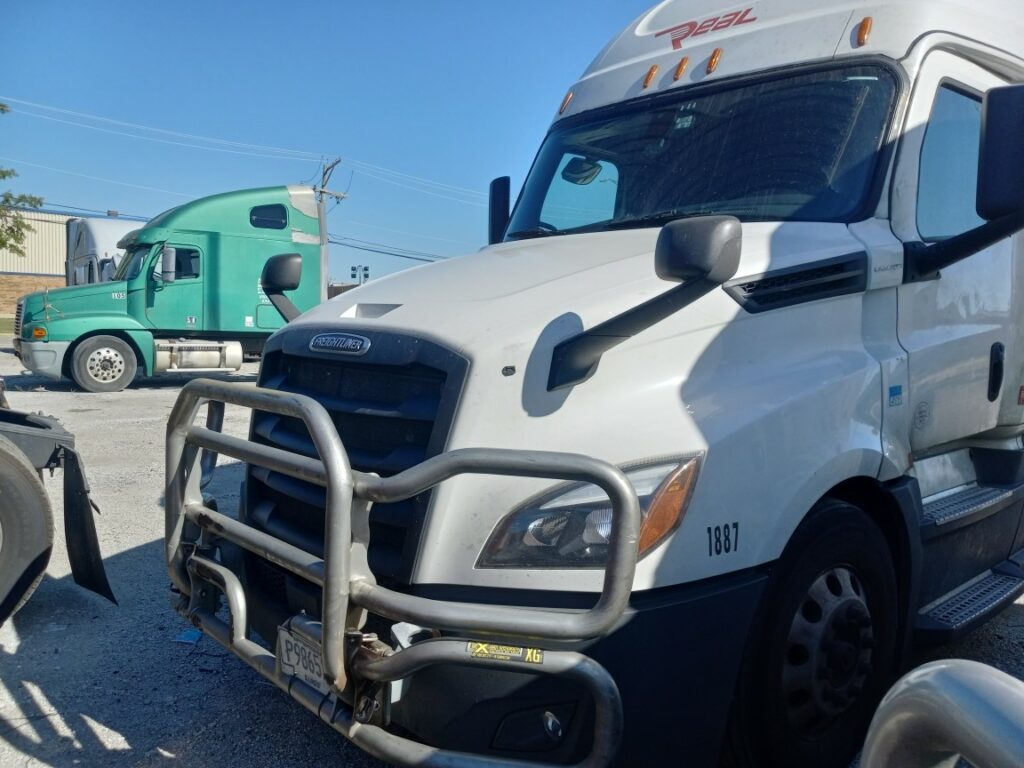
[{"xmin": 0, "ymin": 460, "xmax": 385, "ymax": 768}]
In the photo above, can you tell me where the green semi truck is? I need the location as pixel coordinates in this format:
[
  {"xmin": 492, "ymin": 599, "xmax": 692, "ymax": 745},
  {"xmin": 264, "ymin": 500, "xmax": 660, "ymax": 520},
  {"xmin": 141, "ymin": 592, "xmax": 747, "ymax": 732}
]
[{"xmin": 13, "ymin": 186, "xmax": 327, "ymax": 392}]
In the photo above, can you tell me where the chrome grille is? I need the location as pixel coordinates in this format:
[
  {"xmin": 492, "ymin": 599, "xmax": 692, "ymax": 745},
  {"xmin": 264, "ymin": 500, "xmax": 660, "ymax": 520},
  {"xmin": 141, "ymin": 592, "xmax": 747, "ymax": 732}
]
[{"xmin": 13, "ymin": 299, "xmax": 23, "ymax": 337}]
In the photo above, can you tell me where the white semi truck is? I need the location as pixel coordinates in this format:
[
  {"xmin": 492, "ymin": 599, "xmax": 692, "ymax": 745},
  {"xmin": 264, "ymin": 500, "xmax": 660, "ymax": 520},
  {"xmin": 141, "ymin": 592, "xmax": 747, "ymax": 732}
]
[{"xmin": 165, "ymin": 2, "xmax": 1024, "ymax": 766}]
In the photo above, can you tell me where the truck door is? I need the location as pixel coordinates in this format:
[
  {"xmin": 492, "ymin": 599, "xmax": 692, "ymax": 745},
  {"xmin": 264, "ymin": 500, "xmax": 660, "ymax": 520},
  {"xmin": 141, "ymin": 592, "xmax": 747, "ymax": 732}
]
[
  {"xmin": 146, "ymin": 244, "xmax": 205, "ymax": 333},
  {"xmin": 891, "ymin": 51, "xmax": 1015, "ymax": 451}
]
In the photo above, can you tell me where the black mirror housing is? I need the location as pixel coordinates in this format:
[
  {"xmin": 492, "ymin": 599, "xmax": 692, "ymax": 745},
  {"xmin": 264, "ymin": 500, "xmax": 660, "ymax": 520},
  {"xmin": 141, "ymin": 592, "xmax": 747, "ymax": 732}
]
[
  {"xmin": 655, "ymin": 216, "xmax": 743, "ymax": 284},
  {"xmin": 261, "ymin": 253, "xmax": 303, "ymax": 322},
  {"xmin": 489, "ymin": 176, "xmax": 511, "ymax": 245},
  {"xmin": 262, "ymin": 253, "xmax": 303, "ymax": 293},
  {"xmin": 978, "ymin": 84, "xmax": 1024, "ymax": 221}
]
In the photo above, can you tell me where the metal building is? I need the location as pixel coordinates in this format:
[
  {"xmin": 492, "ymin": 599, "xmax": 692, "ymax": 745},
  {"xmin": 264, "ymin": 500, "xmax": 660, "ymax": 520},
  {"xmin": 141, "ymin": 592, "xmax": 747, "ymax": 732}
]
[{"xmin": 0, "ymin": 209, "xmax": 69, "ymax": 276}]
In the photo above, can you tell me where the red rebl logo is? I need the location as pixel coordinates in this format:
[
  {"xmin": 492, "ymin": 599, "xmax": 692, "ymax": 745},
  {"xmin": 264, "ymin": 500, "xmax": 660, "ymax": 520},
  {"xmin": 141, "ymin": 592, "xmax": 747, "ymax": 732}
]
[{"xmin": 654, "ymin": 8, "xmax": 758, "ymax": 50}]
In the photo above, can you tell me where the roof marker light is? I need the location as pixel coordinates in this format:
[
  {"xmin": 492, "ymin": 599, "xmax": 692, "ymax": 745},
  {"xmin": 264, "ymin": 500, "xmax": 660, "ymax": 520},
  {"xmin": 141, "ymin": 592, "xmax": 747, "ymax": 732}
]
[
  {"xmin": 673, "ymin": 56, "xmax": 690, "ymax": 81},
  {"xmin": 559, "ymin": 90, "xmax": 574, "ymax": 115},
  {"xmin": 707, "ymin": 48, "xmax": 723, "ymax": 74},
  {"xmin": 643, "ymin": 64, "xmax": 659, "ymax": 89},
  {"xmin": 857, "ymin": 17, "xmax": 873, "ymax": 47}
]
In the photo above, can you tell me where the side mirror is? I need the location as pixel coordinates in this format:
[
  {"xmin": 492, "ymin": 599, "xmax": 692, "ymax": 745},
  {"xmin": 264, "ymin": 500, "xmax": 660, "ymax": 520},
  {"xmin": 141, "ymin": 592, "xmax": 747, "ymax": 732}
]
[
  {"xmin": 655, "ymin": 215, "xmax": 742, "ymax": 284},
  {"xmin": 489, "ymin": 176, "xmax": 511, "ymax": 245},
  {"xmin": 261, "ymin": 253, "xmax": 303, "ymax": 322},
  {"xmin": 161, "ymin": 245, "xmax": 177, "ymax": 283},
  {"xmin": 262, "ymin": 252, "xmax": 302, "ymax": 292},
  {"xmin": 978, "ymin": 84, "xmax": 1024, "ymax": 220},
  {"xmin": 905, "ymin": 84, "xmax": 1024, "ymax": 282}
]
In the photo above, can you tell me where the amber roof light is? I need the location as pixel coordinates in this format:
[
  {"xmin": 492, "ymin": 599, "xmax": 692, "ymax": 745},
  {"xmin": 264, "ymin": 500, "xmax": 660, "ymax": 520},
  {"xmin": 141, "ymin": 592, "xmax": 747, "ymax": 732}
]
[
  {"xmin": 673, "ymin": 56, "xmax": 690, "ymax": 81},
  {"xmin": 707, "ymin": 48, "xmax": 723, "ymax": 74},
  {"xmin": 559, "ymin": 90, "xmax": 574, "ymax": 114},
  {"xmin": 857, "ymin": 17, "xmax": 873, "ymax": 47}
]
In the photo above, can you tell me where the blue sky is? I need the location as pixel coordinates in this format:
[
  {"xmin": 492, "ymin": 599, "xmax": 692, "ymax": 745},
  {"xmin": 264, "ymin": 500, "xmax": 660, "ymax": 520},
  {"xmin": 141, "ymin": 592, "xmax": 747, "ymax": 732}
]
[{"xmin": 0, "ymin": 1, "xmax": 654, "ymax": 281}]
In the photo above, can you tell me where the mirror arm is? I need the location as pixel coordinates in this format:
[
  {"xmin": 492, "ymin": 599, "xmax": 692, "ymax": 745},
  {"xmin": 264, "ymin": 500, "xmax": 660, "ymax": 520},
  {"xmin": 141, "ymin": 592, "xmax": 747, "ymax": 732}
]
[
  {"xmin": 904, "ymin": 210, "xmax": 1024, "ymax": 283},
  {"xmin": 548, "ymin": 278, "xmax": 716, "ymax": 390},
  {"xmin": 266, "ymin": 291, "xmax": 300, "ymax": 323}
]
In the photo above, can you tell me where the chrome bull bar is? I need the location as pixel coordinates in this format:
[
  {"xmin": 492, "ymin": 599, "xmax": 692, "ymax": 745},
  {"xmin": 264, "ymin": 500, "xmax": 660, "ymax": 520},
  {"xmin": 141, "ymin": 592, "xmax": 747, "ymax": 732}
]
[{"xmin": 166, "ymin": 379, "xmax": 642, "ymax": 768}]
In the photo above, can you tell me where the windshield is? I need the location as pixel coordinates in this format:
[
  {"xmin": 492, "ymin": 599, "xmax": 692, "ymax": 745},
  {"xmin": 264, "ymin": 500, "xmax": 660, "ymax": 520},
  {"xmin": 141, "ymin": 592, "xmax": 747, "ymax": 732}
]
[
  {"xmin": 113, "ymin": 244, "xmax": 152, "ymax": 281},
  {"xmin": 506, "ymin": 65, "xmax": 898, "ymax": 240}
]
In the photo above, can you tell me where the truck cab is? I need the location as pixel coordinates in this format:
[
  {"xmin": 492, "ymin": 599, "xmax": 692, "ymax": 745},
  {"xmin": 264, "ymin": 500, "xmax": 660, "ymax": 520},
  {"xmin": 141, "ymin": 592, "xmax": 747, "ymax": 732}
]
[
  {"xmin": 15, "ymin": 186, "xmax": 324, "ymax": 392},
  {"xmin": 166, "ymin": 3, "xmax": 1024, "ymax": 767}
]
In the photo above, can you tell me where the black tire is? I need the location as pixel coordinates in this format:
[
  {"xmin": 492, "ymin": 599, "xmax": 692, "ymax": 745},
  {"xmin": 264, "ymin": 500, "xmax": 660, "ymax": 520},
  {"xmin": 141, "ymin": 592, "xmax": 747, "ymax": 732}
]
[
  {"xmin": 71, "ymin": 335, "xmax": 138, "ymax": 393},
  {"xmin": 0, "ymin": 433, "xmax": 54, "ymax": 624},
  {"xmin": 725, "ymin": 500, "xmax": 898, "ymax": 768}
]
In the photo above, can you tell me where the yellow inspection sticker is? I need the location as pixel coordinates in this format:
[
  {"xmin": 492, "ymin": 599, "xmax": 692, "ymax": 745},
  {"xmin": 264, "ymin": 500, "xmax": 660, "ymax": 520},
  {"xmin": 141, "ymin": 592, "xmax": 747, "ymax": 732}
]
[{"xmin": 467, "ymin": 642, "xmax": 544, "ymax": 664}]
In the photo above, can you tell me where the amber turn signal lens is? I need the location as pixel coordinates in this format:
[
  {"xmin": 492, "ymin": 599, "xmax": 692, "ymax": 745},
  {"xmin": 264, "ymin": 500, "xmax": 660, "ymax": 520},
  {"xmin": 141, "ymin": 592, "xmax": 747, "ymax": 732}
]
[
  {"xmin": 643, "ymin": 64, "xmax": 659, "ymax": 89},
  {"xmin": 32, "ymin": 327, "xmax": 46, "ymax": 339},
  {"xmin": 559, "ymin": 90, "xmax": 574, "ymax": 114},
  {"xmin": 638, "ymin": 456, "xmax": 701, "ymax": 556},
  {"xmin": 857, "ymin": 17, "xmax": 873, "ymax": 47}
]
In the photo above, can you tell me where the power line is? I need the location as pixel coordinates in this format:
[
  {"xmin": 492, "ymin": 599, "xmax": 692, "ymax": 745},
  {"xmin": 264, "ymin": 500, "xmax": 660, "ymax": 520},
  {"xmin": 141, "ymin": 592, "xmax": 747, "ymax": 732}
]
[
  {"xmin": 329, "ymin": 233, "xmax": 442, "ymax": 259},
  {"xmin": 328, "ymin": 237, "xmax": 445, "ymax": 264},
  {"xmin": 0, "ymin": 155, "xmax": 196, "ymax": 198},
  {"xmin": 35, "ymin": 202, "xmax": 151, "ymax": 219},
  {"xmin": 2, "ymin": 96, "xmax": 488, "ymax": 201},
  {"xmin": 14, "ymin": 109, "xmax": 322, "ymax": 163}
]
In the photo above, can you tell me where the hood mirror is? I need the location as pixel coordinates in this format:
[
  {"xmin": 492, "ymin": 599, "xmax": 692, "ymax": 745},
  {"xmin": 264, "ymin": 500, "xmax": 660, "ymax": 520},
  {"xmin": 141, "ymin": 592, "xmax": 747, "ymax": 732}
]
[
  {"xmin": 261, "ymin": 253, "xmax": 303, "ymax": 322},
  {"xmin": 655, "ymin": 215, "xmax": 743, "ymax": 284}
]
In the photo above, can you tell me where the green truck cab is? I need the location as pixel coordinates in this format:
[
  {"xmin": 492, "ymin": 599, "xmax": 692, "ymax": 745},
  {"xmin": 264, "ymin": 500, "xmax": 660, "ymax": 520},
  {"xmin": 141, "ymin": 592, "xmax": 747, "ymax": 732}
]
[{"xmin": 14, "ymin": 186, "xmax": 325, "ymax": 392}]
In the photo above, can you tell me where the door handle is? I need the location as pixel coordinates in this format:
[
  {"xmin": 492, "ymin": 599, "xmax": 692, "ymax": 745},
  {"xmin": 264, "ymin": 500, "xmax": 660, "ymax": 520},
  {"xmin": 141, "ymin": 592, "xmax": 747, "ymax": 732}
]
[{"xmin": 988, "ymin": 342, "xmax": 1005, "ymax": 402}]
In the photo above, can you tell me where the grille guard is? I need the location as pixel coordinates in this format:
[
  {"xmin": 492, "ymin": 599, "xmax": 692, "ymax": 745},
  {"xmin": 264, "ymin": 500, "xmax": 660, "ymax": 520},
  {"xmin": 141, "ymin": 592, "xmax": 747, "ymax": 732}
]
[{"xmin": 166, "ymin": 379, "xmax": 642, "ymax": 767}]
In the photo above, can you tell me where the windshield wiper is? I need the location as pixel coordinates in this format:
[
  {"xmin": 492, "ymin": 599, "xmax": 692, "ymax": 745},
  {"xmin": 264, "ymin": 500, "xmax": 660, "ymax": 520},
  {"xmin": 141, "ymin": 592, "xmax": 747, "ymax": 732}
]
[
  {"xmin": 505, "ymin": 228, "xmax": 558, "ymax": 240},
  {"xmin": 598, "ymin": 211, "xmax": 694, "ymax": 231}
]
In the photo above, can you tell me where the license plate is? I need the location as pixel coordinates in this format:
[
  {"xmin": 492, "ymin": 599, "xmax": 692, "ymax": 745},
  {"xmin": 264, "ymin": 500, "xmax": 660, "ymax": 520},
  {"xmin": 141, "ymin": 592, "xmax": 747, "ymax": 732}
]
[{"xmin": 277, "ymin": 627, "xmax": 330, "ymax": 696}]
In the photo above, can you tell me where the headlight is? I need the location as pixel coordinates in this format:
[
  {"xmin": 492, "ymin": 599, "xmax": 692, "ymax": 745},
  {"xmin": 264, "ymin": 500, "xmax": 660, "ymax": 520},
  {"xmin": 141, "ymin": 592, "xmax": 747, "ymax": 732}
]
[{"xmin": 477, "ymin": 455, "xmax": 701, "ymax": 569}]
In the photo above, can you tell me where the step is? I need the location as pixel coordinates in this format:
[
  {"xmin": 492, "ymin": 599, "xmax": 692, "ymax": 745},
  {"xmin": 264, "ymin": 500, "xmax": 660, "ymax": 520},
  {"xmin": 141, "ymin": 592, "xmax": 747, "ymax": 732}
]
[
  {"xmin": 918, "ymin": 569, "xmax": 1024, "ymax": 635},
  {"xmin": 920, "ymin": 484, "xmax": 1019, "ymax": 533}
]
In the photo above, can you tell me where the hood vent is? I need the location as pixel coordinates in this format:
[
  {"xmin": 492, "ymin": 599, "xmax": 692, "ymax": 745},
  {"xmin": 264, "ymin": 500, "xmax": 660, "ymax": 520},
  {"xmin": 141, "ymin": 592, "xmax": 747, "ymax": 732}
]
[{"xmin": 723, "ymin": 253, "xmax": 867, "ymax": 313}]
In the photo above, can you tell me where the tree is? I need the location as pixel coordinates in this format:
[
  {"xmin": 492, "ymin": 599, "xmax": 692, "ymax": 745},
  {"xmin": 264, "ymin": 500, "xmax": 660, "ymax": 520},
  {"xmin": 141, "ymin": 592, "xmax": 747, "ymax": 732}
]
[{"xmin": 0, "ymin": 103, "xmax": 43, "ymax": 257}]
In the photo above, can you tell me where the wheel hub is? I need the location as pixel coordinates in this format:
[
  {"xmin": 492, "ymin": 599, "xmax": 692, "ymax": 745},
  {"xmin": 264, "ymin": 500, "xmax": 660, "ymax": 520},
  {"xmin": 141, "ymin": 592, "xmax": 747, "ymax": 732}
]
[
  {"xmin": 782, "ymin": 567, "xmax": 874, "ymax": 735},
  {"xmin": 86, "ymin": 347, "xmax": 125, "ymax": 383}
]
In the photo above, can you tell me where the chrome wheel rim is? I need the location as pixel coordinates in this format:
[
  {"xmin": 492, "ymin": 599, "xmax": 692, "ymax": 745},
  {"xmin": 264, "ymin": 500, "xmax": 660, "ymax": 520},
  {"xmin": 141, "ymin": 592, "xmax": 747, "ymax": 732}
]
[{"xmin": 86, "ymin": 346, "xmax": 126, "ymax": 383}]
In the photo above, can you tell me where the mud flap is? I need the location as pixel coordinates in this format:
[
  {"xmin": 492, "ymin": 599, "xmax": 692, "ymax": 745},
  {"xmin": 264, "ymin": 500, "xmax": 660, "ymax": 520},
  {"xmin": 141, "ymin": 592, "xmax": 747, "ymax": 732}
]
[{"xmin": 63, "ymin": 447, "xmax": 116, "ymax": 604}]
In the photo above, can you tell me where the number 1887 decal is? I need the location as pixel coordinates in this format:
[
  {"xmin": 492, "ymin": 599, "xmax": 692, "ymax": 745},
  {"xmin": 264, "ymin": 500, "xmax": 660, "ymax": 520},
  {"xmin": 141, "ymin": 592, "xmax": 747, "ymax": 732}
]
[{"xmin": 707, "ymin": 522, "xmax": 739, "ymax": 556}]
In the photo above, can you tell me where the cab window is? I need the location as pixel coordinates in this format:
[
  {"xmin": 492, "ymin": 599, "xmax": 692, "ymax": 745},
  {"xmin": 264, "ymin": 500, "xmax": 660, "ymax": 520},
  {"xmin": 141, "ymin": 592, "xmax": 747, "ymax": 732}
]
[
  {"xmin": 917, "ymin": 85, "xmax": 985, "ymax": 240},
  {"xmin": 151, "ymin": 247, "xmax": 201, "ymax": 280},
  {"xmin": 172, "ymin": 247, "xmax": 201, "ymax": 279}
]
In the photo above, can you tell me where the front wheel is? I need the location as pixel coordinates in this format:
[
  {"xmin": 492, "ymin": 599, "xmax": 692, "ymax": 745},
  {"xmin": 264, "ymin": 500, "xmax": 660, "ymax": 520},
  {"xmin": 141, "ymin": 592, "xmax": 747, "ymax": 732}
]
[
  {"xmin": 71, "ymin": 335, "xmax": 138, "ymax": 393},
  {"xmin": 725, "ymin": 500, "xmax": 899, "ymax": 768}
]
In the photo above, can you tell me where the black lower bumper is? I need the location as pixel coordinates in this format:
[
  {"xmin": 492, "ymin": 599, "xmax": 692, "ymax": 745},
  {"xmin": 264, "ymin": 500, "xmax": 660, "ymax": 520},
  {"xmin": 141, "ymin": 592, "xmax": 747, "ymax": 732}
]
[{"xmin": 389, "ymin": 571, "xmax": 767, "ymax": 766}]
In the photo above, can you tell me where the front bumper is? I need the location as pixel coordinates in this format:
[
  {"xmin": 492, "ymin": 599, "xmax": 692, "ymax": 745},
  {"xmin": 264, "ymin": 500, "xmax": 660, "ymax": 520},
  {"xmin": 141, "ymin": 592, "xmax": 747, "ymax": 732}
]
[
  {"xmin": 166, "ymin": 379, "xmax": 644, "ymax": 768},
  {"xmin": 18, "ymin": 339, "xmax": 70, "ymax": 380},
  {"xmin": 390, "ymin": 573, "xmax": 766, "ymax": 766}
]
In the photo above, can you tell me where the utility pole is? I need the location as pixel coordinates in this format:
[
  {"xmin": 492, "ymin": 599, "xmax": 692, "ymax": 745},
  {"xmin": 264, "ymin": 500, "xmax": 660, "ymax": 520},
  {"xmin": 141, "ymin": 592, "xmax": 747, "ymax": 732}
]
[{"xmin": 315, "ymin": 158, "xmax": 346, "ymax": 302}]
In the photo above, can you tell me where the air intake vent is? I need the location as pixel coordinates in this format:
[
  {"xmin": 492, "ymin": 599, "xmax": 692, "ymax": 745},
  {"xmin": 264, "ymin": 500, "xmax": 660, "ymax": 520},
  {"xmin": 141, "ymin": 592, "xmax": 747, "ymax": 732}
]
[{"xmin": 723, "ymin": 253, "xmax": 867, "ymax": 313}]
